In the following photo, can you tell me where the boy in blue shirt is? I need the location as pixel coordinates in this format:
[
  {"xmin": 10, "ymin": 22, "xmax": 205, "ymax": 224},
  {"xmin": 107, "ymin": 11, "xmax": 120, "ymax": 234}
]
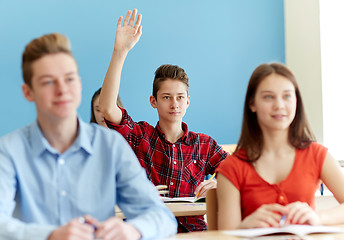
[{"xmin": 0, "ymin": 31, "xmax": 177, "ymax": 240}]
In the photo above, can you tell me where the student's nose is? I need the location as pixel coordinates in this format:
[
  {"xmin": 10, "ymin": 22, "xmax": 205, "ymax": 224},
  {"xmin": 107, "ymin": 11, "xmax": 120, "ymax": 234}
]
[
  {"xmin": 170, "ymin": 98, "xmax": 179, "ymax": 109},
  {"xmin": 274, "ymin": 97, "xmax": 285, "ymax": 109},
  {"xmin": 56, "ymin": 79, "xmax": 68, "ymax": 94}
]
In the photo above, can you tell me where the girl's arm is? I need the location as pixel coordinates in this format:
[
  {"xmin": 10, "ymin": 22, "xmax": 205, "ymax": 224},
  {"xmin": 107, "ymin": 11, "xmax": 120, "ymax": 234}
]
[
  {"xmin": 319, "ymin": 152, "xmax": 344, "ymax": 225},
  {"xmin": 217, "ymin": 173, "xmax": 287, "ymax": 229},
  {"xmin": 217, "ymin": 173, "xmax": 242, "ymax": 229}
]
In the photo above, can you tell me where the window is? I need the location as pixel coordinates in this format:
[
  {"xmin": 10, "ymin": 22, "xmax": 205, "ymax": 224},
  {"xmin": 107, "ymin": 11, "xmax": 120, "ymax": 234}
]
[{"xmin": 319, "ymin": 0, "xmax": 344, "ymax": 160}]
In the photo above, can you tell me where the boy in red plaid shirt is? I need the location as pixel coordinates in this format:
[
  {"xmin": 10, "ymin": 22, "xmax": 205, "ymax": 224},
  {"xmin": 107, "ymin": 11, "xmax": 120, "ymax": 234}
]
[{"xmin": 99, "ymin": 9, "xmax": 228, "ymax": 232}]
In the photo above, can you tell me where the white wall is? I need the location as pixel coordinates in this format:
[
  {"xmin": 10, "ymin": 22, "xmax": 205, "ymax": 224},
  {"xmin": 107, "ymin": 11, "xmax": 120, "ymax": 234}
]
[{"xmin": 284, "ymin": 0, "xmax": 323, "ymax": 143}]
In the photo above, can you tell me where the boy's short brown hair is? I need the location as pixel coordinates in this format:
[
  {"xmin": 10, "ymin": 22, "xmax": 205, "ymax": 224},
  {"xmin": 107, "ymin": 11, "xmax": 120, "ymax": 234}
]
[
  {"xmin": 22, "ymin": 33, "xmax": 74, "ymax": 87},
  {"xmin": 152, "ymin": 64, "xmax": 189, "ymax": 99}
]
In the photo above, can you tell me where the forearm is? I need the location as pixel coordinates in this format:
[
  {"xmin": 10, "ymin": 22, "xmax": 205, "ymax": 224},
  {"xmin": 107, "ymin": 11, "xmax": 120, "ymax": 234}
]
[
  {"xmin": 126, "ymin": 206, "xmax": 177, "ymax": 240},
  {"xmin": 318, "ymin": 203, "xmax": 344, "ymax": 225},
  {"xmin": 99, "ymin": 49, "xmax": 128, "ymax": 124},
  {"xmin": 0, "ymin": 217, "xmax": 55, "ymax": 240}
]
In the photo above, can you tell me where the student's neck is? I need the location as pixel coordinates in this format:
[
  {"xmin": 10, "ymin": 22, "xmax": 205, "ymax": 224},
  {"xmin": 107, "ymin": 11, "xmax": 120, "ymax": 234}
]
[
  {"xmin": 158, "ymin": 121, "xmax": 184, "ymax": 144},
  {"xmin": 262, "ymin": 129, "xmax": 293, "ymax": 154},
  {"xmin": 37, "ymin": 115, "xmax": 78, "ymax": 154}
]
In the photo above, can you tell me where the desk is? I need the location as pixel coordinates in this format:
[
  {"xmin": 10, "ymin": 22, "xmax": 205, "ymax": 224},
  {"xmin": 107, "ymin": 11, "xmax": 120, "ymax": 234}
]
[
  {"xmin": 167, "ymin": 226, "xmax": 344, "ymax": 240},
  {"xmin": 167, "ymin": 230, "xmax": 344, "ymax": 240},
  {"xmin": 115, "ymin": 202, "xmax": 206, "ymax": 219},
  {"xmin": 165, "ymin": 202, "xmax": 206, "ymax": 217}
]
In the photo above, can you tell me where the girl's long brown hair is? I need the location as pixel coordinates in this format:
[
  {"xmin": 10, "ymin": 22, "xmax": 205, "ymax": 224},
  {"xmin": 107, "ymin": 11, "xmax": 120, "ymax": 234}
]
[{"xmin": 234, "ymin": 63, "xmax": 315, "ymax": 163}]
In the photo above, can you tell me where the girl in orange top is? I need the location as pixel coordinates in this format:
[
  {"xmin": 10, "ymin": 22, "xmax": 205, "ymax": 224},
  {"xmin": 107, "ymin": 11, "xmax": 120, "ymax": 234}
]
[{"xmin": 216, "ymin": 63, "xmax": 344, "ymax": 229}]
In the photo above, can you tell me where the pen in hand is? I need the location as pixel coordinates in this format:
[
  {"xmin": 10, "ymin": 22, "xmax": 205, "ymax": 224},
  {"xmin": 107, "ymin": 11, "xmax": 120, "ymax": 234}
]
[
  {"xmin": 195, "ymin": 173, "xmax": 216, "ymax": 198},
  {"xmin": 279, "ymin": 215, "xmax": 287, "ymax": 226},
  {"xmin": 78, "ymin": 216, "xmax": 98, "ymax": 231}
]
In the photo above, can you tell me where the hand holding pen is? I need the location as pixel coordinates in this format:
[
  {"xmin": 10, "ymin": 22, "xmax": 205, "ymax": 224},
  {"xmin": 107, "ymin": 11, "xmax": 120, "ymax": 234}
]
[
  {"xmin": 194, "ymin": 173, "xmax": 216, "ymax": 198},
  {"xmin": 47, "ymin": 216, "xmax": 97, "ymax": 240}
]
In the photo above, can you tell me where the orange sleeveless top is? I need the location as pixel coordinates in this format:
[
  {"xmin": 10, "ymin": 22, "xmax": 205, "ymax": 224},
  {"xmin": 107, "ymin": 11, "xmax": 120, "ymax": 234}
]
[{"xmin": 216, "ymin": 142, "xmax": 327, "ymax": 219}]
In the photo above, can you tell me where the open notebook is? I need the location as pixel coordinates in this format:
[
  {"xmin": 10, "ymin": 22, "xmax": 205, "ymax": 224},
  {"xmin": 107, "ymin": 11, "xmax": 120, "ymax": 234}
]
[
  {"xmin": 224, "ymin": 225, "xmax": 344, "ymax": 238},
  {"xmin": 161, "ymin": 196, "xmax": 206, "ymax": 203}
]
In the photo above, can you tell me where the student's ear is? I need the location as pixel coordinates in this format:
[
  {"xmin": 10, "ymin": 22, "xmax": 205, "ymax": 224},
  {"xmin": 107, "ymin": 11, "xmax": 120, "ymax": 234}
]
[
  {"xmin": 150, "ymin": 95, "xmax": 157, "ymax": 109},
  {"xmin": 249, "ymin": 100, "xmax": 256, "ymax": 112},
  {"xmin": 186, "ymin": 95, "xmax": 190, "ymax": 109},
  {"xmin": 22, "ymin": 83, "xmax": 35, "ymax": 102}
]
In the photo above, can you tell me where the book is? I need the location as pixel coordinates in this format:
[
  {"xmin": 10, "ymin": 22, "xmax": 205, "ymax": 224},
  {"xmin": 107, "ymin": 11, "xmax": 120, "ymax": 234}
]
[
  {"xmin": 224, "ymin": 225, "xmax": 344, "ymax": 238},
  {"xmin": 161, "ymin": 196, "xmax": 206, "ymax": 203}
]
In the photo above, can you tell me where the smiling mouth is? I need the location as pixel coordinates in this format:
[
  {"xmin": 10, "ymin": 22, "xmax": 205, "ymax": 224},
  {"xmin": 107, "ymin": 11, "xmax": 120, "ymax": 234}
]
[{"xmin": 272, "ymin": 115, "xmax": 286, "ymax": 120}]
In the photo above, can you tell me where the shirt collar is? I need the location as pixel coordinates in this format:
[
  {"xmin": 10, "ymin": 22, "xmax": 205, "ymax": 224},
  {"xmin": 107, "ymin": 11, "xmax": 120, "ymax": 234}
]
[
  {"xmin": 29, "ymin": 117, "xmax": 93, "ymax": 158},
  {"xmin": 155, "ymin": 122, "xmax": 191, "ymax": 145}
]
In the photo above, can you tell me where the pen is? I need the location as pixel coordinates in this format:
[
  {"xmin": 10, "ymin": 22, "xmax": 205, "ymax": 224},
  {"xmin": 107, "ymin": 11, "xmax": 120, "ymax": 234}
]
[
  {"xmin": 78, "ymin": 217, "xmax": 98, "ymax": 231},
  {"xmin": 280, "ymin": 214, "xmax": 287, "ymax": 226},
  {"xmin": 195, "ymin": 173, "xmax": 216, "ymax": 198}
]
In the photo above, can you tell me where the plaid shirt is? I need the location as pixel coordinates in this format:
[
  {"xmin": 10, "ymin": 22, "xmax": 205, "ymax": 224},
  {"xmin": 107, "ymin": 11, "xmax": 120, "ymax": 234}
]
[{"xmin": 105, "ymin": 109, "xmax": 228, "ymax": 232}]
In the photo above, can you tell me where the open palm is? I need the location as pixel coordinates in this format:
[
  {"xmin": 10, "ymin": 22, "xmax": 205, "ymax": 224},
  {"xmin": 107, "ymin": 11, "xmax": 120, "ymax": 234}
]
[{"xmin": 114, "ymin": 9, "xmax": 142, "ymax": 52}]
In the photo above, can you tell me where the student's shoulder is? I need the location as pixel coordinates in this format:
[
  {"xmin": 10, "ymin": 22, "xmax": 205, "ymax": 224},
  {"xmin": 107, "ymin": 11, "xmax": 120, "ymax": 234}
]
[
  {"xmin": 299, "ymin": 141, "xmax": 328, "ymax": 156},
  {"xmin": 87, "ymin": 122, "xmax": 124, "ymax": 139},
  {"xmin": 308, "ymin": 141, "xmax": 327, "ymax": 150},
  {"xmin": 297, "ymin": 141, "xmax": 328, "ymax": 165},
  {"xmin": 219, "ymin": 150, "xmax": 248, "ymax": 168},
  {"xmin": 187, "ymin": 129, "xmax": 216, "ymax": 143},
  {"xmin": 0, "ymin": 124, "xmax": 32, "ymax": 151},
  {"xmin": 118, "ymin": 108, "xmax": 153, "ymax": 128}
]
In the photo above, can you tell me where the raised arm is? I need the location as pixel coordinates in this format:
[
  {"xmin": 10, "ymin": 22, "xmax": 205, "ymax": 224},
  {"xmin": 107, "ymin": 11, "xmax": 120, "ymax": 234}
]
[{"xmin": 99, "ymin": 9, "xmax": 142, "ymax": 124}]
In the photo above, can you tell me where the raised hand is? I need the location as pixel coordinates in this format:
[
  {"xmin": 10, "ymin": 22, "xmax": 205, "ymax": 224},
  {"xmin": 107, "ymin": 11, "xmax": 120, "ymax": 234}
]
[
  {"xmin": 114, "ymin": 9, "xmax": 142, "ymax": 53},
  {"xmin": 240, "ymin": 204, "xmax": 288, "ymax": 229},
  {"xmin": 286, "ymin": 201, "xmax": 320, "ymax": 225}
]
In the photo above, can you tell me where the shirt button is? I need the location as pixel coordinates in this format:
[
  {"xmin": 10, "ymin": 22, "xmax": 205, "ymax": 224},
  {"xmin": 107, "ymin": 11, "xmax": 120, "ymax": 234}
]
[
  {"xmin": 172, "ymin": 144, "xmax": 175, "ymax": 148},
  {"xmin": 280, "ymin": 196, "xmax": 284, "ymax": 200},
  {"xmin": 193, "ymin": 160, "xmax": 196, "ymax": 164},
  {"xmin": 174, "ymin": 161, "xmax": 177, "ymax": 164},
  {"xmin": 61, "ymin": 190, "xmax": 67, "ymax": 196},
  {"xmin": 58, "ymin": 159, "xmax": 65, "ymax": 165},
  {"xmin": 170, "ymin": 182, "xmax": 174, "ymax": 186}
]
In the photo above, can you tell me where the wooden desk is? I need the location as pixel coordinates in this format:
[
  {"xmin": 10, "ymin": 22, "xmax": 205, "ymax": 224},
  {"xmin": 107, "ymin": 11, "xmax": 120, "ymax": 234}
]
[
  {"xmin": 167, "ymin": 225, "xmax": 344, "ymax": 240},
  {"xmin": 115, "ymin": 202, "xmax": 206, "ymax": 219},
  {"xmin": 165, "ymin": 202, "xmax": 206, "ymax": 217},
  {"xmin": 167, "ymin": 230, "xmax": 344, "ymax": 240}
]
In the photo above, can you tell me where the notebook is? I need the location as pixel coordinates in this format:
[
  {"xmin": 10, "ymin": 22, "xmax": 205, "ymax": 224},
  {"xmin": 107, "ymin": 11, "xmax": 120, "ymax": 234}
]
[
  {"xmin": 224, "ymin": 225, "xmax": 344, "ymax": 238},
  {"xmin": 161, "ymin": 196, "xmax": 206, "ymax": 203}
]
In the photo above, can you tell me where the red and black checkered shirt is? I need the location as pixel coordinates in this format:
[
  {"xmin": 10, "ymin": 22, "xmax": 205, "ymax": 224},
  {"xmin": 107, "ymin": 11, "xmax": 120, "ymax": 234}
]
[{"xmin": 105, "ymin": 109, "xmax": 228, "ymax": 232}]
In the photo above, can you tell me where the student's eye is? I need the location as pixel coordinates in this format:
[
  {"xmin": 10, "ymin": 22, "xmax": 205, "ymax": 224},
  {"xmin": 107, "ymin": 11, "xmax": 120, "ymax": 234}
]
[
  {"xmin": 284, "ymin": 94, "xmax": 292, "ymax": 99},
  {"xmin": 264, "ymin": 95, "xmax": 273, "ymax": 99},
  {"xmin": 42, "ymin": 80, "xmax": 53, "ymax": 85},
  {"xmin": 66, "ymin": 77, "xmax": 75, "ymax": 82},
  {"xmin": 163, "ymin": 96, "xmax": 170, "ymax": 100},
  {"xmin": 178, "ymin": 96, "xmax": 184, "ymax": 100}
]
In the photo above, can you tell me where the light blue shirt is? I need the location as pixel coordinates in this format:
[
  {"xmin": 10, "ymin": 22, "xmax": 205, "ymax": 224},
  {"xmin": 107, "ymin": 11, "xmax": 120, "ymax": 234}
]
[{"xmin": 0, "ymin": 118, "xmax": 177, "ymax": 240}]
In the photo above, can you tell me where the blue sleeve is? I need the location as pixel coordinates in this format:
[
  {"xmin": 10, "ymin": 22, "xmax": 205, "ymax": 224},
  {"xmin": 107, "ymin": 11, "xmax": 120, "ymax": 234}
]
[
  {"xmin": 0, "ymin": 148, "xmax": 56, "ymax": 240},
  {"xmin": 113, "ymin": 135, "xmax": 177, "ymax": 239}
]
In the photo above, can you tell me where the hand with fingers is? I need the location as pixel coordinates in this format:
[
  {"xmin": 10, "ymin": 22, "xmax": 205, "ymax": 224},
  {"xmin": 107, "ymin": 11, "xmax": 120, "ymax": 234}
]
[
  {"xmin": 156, "ymin": 185, "xmax": 169, "ymax": 195},
  {"xmin": 114, "ymin": 9, "xmax": 142, "ymax": 53},
  {"xmin": 194, "ymin": 179, "xmax": 217, "ymax": 198},
  {"xmin": 240, "ymin": 203, "xmax": 288, "ymax": 229},
  {"xmin": 95, "ymin": 216, "xmax": 141, "ymax": 240},
  {"xmin": 286, "ymin": 201, "xmax": 320, "ymax": 225},
  {"xmin": 47, "ymin": 217, "xmax": 95, "ymax": 240}
]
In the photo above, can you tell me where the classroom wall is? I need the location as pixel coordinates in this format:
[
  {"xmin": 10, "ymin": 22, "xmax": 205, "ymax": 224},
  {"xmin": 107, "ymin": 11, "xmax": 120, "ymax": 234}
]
[
  {"xmin": 0, "ymin": 0, "xmax": 285, "ymax": 144},
  {"xmin": 284, "ymin": 0, "xmax": 323, "ymax": 143}
]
